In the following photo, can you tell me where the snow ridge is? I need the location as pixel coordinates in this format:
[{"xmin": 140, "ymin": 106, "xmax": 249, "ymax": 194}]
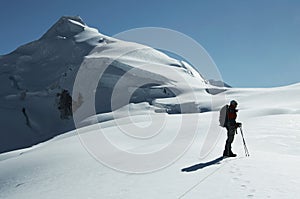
[{"xmin": 41, "ymin": 16, "xmax": 86, "ymax": 39}]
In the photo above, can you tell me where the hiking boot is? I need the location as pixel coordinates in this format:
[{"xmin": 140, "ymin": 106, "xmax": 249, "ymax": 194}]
[{"xmin": 229, "ymin": 151, "xmax": 237, "ymax": 157}]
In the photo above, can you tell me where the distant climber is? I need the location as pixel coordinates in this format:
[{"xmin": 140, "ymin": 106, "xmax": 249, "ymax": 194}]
[{"xmin": 220, "ymin": 100, "xmax": 241, "ymax": 157}]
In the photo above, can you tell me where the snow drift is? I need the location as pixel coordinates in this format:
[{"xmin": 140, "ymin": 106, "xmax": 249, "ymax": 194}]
[{"xmin": 1, "ymin": 83, "xmax": 300, "ymax": 198}]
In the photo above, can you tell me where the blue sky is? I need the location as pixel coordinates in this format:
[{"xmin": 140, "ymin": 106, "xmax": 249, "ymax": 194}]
[{"xmin": 0, "ymin": 0, "xmax": 299, "ymax": 87}]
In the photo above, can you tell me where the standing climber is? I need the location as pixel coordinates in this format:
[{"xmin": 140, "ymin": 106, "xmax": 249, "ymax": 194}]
[{"xmin": 222, "ymin": 100, "xmax": 241, "ymax": 157}]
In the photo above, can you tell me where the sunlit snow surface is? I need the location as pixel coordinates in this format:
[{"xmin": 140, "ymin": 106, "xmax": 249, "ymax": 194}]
[{"xmin": 1, "ymin": 83, "xmax": 300, "ymax": 198}]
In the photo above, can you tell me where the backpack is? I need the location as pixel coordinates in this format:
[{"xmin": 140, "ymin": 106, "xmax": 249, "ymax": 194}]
[{"xmin": 219, "ymin": 105, "xmax": 228, "ymax": 127}]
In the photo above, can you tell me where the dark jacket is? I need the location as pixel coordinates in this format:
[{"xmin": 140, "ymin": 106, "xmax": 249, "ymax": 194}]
[{"xmin": 227, "ymin": 105, "xmax": 237, "ymax": 127}]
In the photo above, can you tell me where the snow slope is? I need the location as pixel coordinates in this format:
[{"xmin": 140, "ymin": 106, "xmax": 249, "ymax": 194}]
[
  {"xmin": 0, "ymin": 16, "xmax": 218, "ymax": 153},
  {"xmin": 1, "ymin": 83, "xmax": 300, "ymax": 198}
]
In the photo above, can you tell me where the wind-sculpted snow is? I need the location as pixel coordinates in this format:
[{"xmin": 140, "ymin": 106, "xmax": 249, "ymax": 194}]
[{"xmin": 1, "ymin": 83, "xmax": 300, "ymax": 198}]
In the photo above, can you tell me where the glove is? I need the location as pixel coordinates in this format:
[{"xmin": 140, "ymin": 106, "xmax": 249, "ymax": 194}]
[{"xmin": 236, "ymin": 122, "xmax": 242, "ymax": 128}]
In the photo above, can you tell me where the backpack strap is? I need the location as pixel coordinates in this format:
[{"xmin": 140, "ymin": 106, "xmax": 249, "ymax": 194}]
[{"xmin": 225, "ymin": 105, "xmax": 229, "ymax": 127}]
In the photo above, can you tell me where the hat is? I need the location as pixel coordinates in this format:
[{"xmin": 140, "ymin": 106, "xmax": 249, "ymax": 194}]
[{"xmin": 230, "ymin": 100, "xmax": 238, "ymax": 106}]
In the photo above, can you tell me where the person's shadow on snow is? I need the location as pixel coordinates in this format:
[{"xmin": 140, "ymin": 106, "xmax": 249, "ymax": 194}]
[{"xmin": 181, "ymin": 156, "xmax": 224, "ymax": 172}]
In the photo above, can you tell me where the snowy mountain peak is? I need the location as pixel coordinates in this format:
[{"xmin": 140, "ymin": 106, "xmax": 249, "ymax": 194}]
[
  {"xmin": 0, "ymin": 16, "xmax": 212, "ymax": 153},
  {"xmin": 41, "ymin": 16, "xmax": 86, "ymax": 39}
]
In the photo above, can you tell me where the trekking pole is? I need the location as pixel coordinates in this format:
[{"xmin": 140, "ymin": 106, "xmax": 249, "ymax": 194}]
[{"xmin": 239, "ymin": 126, "xmax": 250, "ymax": 157}]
